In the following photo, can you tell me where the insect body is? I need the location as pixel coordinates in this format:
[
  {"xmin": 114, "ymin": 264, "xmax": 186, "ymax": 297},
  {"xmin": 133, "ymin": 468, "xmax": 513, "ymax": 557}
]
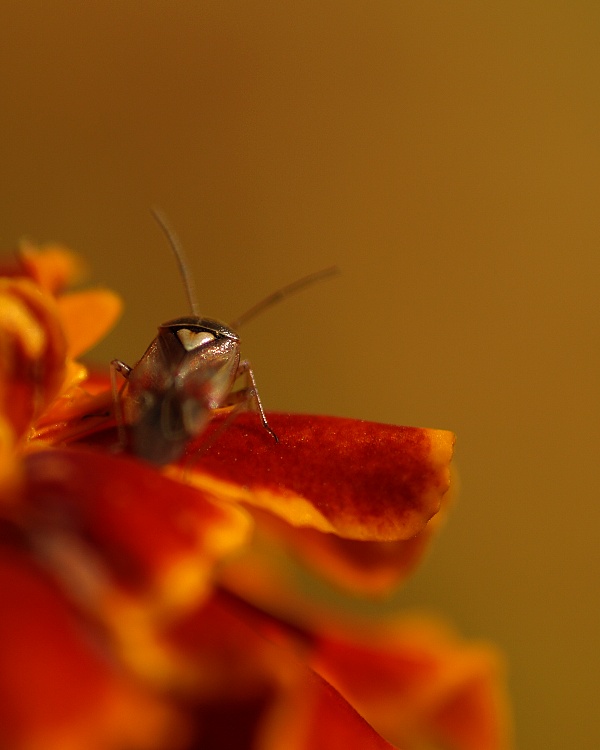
[
  {"xmin": 111, "ymin": 210, "xmax": 336, "ymax": 465},
  {"xmin": 111, "ymin": 315, "xmax": 247, "ymax": 465}
]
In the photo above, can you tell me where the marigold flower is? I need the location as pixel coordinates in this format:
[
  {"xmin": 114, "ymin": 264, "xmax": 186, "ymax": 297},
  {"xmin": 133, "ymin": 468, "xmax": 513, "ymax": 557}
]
[{"xmin": 0, "ymin": 243, "xmax": 511, "ymax": 749}]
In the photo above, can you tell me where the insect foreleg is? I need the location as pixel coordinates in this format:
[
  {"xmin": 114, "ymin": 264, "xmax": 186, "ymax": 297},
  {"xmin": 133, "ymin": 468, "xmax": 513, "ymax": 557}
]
[
  {"xmin": 229, "ymin": 360, "xmax": 279, "ymax": 443},
  {"xmin": 110, "ymin": 358, "xmax": 132, "ymax": 451},
  {"xmin": 184, "ymin": 368, "xmax": 276, "ymax": 471},
  {"xmin": 111, "ymin": 359, "xmax": 132, "ymax": 379}
]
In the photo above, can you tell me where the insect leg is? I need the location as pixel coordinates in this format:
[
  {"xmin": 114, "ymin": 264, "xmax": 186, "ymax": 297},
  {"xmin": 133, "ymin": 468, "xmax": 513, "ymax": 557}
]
[
  {"xmin": 110, "ymin": 359, "xmax": 132, "ymax": 450},
  {"xmin": 111, "ymin": 360, "xmax": 132, "ymax": 379},
  {"xmin": 232, "ymin": 360, "xmax": 279, "ymax": 443},
  {"xmin": 184, "ymin": 378, "xmax": 276, "ymax": 472}
]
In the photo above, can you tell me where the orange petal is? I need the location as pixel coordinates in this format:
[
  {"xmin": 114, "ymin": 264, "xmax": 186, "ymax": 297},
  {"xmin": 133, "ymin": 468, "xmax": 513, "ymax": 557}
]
[
  {"xmin": 0, "ymin": 278, "xmax": 67, "ymax": 438},
  {"xmin": 57, "ymin": 289, "xmax": 123, "ymax": 358},
  {"xmin": 33, "ymin": 371, "xmax": 115, "ymax": 440},
  {"xmin": 311, "ymin": 617, "xmax": 513, "ymax": 750},
  {"xmin": 0, "ymin": 415, "xmax": 20, "ymax": 500},
  {"xmin": 0, "ymin": 545, "xmax": 187, "ymax": 750},
  {"xmin": 18, "ymin": 241, "xmax": 87, "ymax": 294},
  {"xmin": 185, "ymin": 412, "xmax": 455, "ymax": 541},
  {"xmin": 60, "ymin": 358, "xmax": 90, "ymax": 392},
  {"xmin": 22, "ymin": 448, "xmax": 252, "ymax": 614},
  {"xmin": 82, "ymin": 368, "xmax": 116, "ymax": 394}
]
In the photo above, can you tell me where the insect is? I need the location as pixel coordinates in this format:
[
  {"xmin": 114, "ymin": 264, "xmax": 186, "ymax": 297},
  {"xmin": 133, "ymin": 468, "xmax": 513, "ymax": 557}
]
[{"xmin": 110, "ymin": 209, "xmax": 337, "ymax": 465}]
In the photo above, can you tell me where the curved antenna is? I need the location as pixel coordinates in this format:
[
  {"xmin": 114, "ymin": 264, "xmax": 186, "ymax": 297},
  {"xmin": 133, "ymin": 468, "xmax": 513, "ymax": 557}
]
[
  {"xmin": 230, "ymin": 265, "xmax": 340, "ymax": 329},
  {"xmin": 150, "ymin": 207, "xmax": 200, "ymax": 317}
]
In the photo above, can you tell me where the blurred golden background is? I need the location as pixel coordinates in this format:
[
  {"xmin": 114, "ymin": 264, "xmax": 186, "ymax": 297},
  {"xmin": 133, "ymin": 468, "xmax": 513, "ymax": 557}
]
[{"xmin": 1, "ymin": 2, "xmax": 599, "ymax": 747}]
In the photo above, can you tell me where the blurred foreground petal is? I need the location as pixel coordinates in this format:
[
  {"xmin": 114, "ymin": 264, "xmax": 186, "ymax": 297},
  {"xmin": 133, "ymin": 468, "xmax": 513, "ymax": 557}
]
[
  {"xmin": 0, "ymin": 546, "xmax": 188, "ymax": 750},
  {"xmin": 312, "ymin": 617, "xmax": 512, "ymax": 750},
  {"xmin": 20, "ymin": 448, "xmax": 252, "ymax": 614},
  {"xmin": 0, "ymin": 278, "xmax": 67, "ymax": 438},
  {"xmin": 167, "ymin": 591, "xmax": 397, "ymax": 750},
  {"xmin": 219, "ymin": 488, "xmax": 451, "ymax": 602},
  {"xmin": 0, "ymin": 242, "xmax": 87, "ymax": 294},
  {"xmin": 57, "ymin": 289, "xmax": 123, "ymax": 358}
]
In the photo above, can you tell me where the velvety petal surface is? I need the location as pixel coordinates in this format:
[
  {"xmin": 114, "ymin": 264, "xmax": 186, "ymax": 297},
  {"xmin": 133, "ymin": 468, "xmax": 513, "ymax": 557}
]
[{"xmin": 184, "ymin": 412, "xmax": 454, "ymax": 541}]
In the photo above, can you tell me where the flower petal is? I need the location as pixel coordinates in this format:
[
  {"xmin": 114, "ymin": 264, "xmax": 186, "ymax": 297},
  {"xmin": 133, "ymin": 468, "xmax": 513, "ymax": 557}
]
[
  {"xmin": 167, "ymin": 590, "xmax": 397, "ymax": 750},
  {"xmin": 57, "ymin": 289, "xmax": 123, "ymax": 358},
  {"xmin": 0, "ymin": 544, "xmax": 187, "ymax": 750},
  {"xmin": 0, "ymin": 278, "xmax": 67, "ymax": 438},
  {"xmin": 21, "ymin": 448, "xmax": 252, "ymax": 614},
  {"xmin": 214, "ymin": 506, "xmax": 451, "ymax": 631},
  {"xmin": 226, "ymin": 499, "xmax": 451, "ymax": 599},
  {"xmin": 259, "ymin": 669, "xmax": 398, "ymax": 750},
  {"xmin": 15, "ymin": 241, "xmax": 87, "ymax": 293},
  {"xmin": 167, "ymin": 590, "xmax": 304, "ymax": 699},
  {"xmin": 311, "ymin": 617, "xmax": 512, "ymax": 750},
  {"xmin": 185, "ymin": 412, "xmax": 454, "ymax": 541},
  {"xmin": 272, "ymin": 517, "xmax": 444, "ymax": 594},
  {"xmin": 0, "ymin": 415, "xmax": 20, "ymax": 500}
]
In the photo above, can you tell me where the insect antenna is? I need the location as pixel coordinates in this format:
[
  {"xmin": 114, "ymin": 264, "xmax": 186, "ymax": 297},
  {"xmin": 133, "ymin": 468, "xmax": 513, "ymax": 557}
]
[
  {"xmin": 230, "ymin": 265, "xmax": 340, "ymax": 329},
  {"xmin": 150, "ymin": 207, "xmax": 200, "ymax": 317}
]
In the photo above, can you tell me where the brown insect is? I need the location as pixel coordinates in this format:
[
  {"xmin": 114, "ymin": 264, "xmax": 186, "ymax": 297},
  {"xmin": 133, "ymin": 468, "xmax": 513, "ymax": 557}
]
[{"xmin": 110, "ymin": 210, "xmax": 337, "ymax": 465}]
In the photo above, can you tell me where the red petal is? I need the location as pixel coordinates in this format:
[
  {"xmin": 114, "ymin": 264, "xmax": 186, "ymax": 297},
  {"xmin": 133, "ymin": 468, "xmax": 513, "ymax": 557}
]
[
  {"xmin": 167, "ymin": 590, "xmax": 303, "ymax": 700},
  {"xmin": 21, "ymin": 448, "xmax": 251, "ymax": 613},
  {"xmin": 311, "ymin": 618, "xmax": 512, "ymax": 750},
  {"xmin": 274, "ymin": 670, "xmax": 398, "ymax": 750},
  {"xmin": 167, "ymin": 591, "xmax": 397, "ymax": 750},
  {"xmin": 63, "ymin": 377, "xmax": 453, "ymax": 544},
  {"xmin": 0, "ymin": 545, "xmax": 186, "ymax": 750},
  {"xmin": 185, "ymin": 412, "xmax": 454, "ymax": 541}
]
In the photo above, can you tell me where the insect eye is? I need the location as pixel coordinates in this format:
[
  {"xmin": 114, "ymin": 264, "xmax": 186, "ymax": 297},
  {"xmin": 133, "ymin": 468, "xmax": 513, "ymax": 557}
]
[{"xmin": 176, "ymin": 328, "xmax": 216, "ymax": 352}]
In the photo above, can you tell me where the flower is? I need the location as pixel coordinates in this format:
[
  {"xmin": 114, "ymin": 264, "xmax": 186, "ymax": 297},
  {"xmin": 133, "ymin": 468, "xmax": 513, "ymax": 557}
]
[{"xmin": 0, "ymin": 243, "xmax": 512, "ymax": 749}]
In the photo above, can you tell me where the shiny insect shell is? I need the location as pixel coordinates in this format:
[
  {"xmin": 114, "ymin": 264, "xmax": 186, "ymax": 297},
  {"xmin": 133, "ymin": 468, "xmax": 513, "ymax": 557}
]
[
  {"xmin": 111, "ymin": 211, "xmax": 336, "ymax": 466},
  {"xmin": 112, "ymin": 315, "xmax": 249, "ymax": 466}
]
